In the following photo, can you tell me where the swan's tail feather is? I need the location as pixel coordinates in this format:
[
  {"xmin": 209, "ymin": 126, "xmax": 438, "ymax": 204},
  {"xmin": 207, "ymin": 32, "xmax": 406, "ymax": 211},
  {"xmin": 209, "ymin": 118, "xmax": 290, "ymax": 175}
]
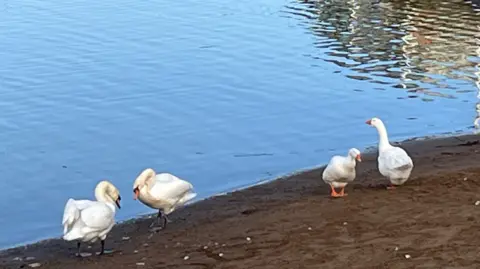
[
  {"xmin": 180, "ymin": 192, "xmax": 197, "ymax": 205},
  {"xmin": 62, "ymin": 199, "xmax": 80, "ymax": 234},
  {"xmin": 63, "ymin": 229, "xmax": 83, "ymax": 241}
]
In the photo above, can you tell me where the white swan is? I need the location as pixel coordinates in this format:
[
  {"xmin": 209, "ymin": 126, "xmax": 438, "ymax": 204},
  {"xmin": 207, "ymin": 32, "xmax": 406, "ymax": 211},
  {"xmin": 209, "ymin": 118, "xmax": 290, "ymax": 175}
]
[
  {"xmin": 133, "ymin": 168, "xmax": 197, "ymax": 229},
  {"xmin": 62, "ymin": 180, "xmax": 121, "ymax": 256},
  {"xmin": 366, "ymin": 117, "xmax": 414, "ymax": 189},
  {"xmin": 322, "ymin": 148, "xmax": 361, "ymax": 197}
]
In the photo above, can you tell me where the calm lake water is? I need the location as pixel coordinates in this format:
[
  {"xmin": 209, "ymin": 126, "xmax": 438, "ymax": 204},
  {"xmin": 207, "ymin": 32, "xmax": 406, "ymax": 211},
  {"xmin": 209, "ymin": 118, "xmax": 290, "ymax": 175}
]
[{"xmin": 0, "ymin": 0, "xmax": 479, "ymax": 248}]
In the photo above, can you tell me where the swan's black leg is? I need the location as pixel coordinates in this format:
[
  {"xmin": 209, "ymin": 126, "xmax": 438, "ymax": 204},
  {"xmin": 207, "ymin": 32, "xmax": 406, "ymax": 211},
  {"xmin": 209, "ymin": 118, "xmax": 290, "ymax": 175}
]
[
  {"xmin": 162, "ymin": 212, "xmax": 168, "ymax": 229},
  {"xmin": 150, "ymin": 210, "xmax": 170, "ymax": 230},
  {"xmin": 157, "ymin": 210, "xmax": 168, "ymax": 229},
  {"xmin": 76, "ymin": 242, "xmax": 81, "ymax": 257},
  {"xmin": 99, "ymin": 240, "xmax": 105, "ymax": 255}
]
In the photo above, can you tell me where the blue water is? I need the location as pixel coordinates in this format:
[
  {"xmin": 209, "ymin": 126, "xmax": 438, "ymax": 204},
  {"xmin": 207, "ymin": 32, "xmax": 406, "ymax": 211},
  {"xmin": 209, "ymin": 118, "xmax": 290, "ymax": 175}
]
[{"xmin": 0, "ymin": 0, "xmax": 479, "ymax": 248}]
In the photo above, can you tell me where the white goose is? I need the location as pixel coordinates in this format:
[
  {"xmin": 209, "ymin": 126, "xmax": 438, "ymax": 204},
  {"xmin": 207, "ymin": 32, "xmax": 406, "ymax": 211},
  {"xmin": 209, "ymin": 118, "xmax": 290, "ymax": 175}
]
[
  {"xmin": 133, "ymin": 168, "xmax": 197, "ymax": 229},
  {"xmin": 62, "ymin": 180, "xmax": 121, "ymax": 256},
  {"xmin": 366, "ymin": 117, "xmax": 414, "ymax": 189},
  {"xmin": 322, "ymin": 148, "xmax": 361, "ymax": 197}
]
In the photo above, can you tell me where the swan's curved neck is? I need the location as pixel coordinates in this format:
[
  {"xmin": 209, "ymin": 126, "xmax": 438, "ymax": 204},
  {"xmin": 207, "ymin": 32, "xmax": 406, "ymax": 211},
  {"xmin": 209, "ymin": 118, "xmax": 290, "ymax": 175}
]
[
  {"xmin": 136, "ymin": 169, "xmax": 156, "ymax": 190},
  {"xmin": 375, "ymin": 123, "xmax": 391, "ymax": 150},
  {"xmin": 95, "ymin": 186, "xmax": 114, "ymax": 205}
]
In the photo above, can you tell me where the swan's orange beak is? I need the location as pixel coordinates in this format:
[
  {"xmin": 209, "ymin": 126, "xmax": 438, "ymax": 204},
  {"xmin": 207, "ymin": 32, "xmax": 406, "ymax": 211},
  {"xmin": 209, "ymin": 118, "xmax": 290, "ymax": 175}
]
[
  {"xmin": 365, "ymin": 119, "xmax": 372, "ymax": 125},
  {"xmin": 133, "ymin": 188, "xmax": 139, "ymax": 200},
  {"xmin": 356, "ymin": 154, "xmax": 362, "ymax": 162}
]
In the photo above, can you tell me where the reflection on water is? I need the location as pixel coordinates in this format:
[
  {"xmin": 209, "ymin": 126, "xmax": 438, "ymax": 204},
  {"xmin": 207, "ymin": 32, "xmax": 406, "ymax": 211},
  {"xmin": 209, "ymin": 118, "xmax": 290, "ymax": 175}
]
[
  {"xmin": 1, "ymin": 0, "xmax": 480, "ymax": 249},
  {"xmin": 284, "ymin": 0, "xmax": 480, "ymax": 103}
]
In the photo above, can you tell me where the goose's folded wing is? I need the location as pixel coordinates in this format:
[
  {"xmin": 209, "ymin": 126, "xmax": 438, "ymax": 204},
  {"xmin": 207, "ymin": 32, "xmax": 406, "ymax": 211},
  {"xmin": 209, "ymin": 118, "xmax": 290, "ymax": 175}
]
[
  {"xmin": 323, "ymin": 156, "xmax": 347, "ymax": 176},
  {"xmin": 382, "ymin": 147, "xmax": 413, "ymax": 171}
]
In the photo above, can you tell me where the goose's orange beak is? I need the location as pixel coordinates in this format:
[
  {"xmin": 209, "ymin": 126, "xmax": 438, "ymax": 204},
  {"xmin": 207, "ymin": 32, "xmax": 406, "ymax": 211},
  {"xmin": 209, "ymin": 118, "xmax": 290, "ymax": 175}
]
[
  {"xmin": 133, "ymin": 188, "xmax": 139, "ymax": 200},
  {"xmin": 365, "ymin": 119, "xmax": 372, "ymax": 125},
  {"xmin": 356, "ymin": 154, "xmax": 362, "ymax": 162}
]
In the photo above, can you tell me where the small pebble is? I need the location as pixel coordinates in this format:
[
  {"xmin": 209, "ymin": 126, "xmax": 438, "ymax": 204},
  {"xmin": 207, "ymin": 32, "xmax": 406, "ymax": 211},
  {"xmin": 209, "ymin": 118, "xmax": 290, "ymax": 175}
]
[
  {"xmin": 25, "ymin": 257, "xmax": 35, "ymax": 261},
  {"xmin": 246, "ymin": 237, "xmax": 251, "ymax": 241},
  {"xmin": 79, "ymin": 253, "xmax": 92, "ymax": 257},
  {"xmin": 394, "ymin": 247, "xmax": 399, "ymax": 251},
  {"xmin": 343, "ymin": 222, "xmax": 348, "ymax": 225},
  {"xmin": 222, "ymin": 244, "xmax": 226, "ymax": 247},
  {"xmin": 134, "ymin": 250, "xmax": 139, "ymax": 253},
  {"xmin": 307, "ymin": 227, "xmax": 312, "ymax": 230},
  {"xmin": 405, "ymin": 254, "xmax": 411, "ymax": 259},
  {"xmin": 122, "ymin": 237, "xmax": 130, "ymax": 241},
  {"xmin": 143, "ymin": 243, "xmax": 149, "ymax": 247},
  {"xmin": 87, "ymin": 246, "xmax": 92, "ymax": 249},
  {"xmin": 218, "ymin": 253, "xmax": 224, "ymax": 257},
  {"xmin": 214, "ymin": 242, "xmax": 219, "ymax": 246},
  {"xmin": 12, "ymin": 257, "xmax": 22, "ymax": 261},
  {"xmin": 184, "ymin": 255, "xmax": 190, "ymax": 260},
  {"xmin": 475, "ymin": 201, "xmax": 480, "ymax": 206},
  {"xmin": 28, "ymin": 263, "xmax": 41, "ymax": 268},
  {"xmin": 464, "ymin": 177, "xmax": 468, "ymax": 181},
  {"xmin": 136, "ymin": 262, "xmax": 145, "ymax": 266},
  {"xmin": 203, "ymin": 246, "xmax": 208, "ymax": 249}
]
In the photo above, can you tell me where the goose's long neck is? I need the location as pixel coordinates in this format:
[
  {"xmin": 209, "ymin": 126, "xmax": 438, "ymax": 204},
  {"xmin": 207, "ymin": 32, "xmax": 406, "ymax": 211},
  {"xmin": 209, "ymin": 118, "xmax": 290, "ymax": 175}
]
[
  {"xmin": 375, "ymin": 123, "xmax": 391, "ymax": 151},
  {"xmin": 344, "ymin": 155, "xmax": 356, "ymax": 168}
]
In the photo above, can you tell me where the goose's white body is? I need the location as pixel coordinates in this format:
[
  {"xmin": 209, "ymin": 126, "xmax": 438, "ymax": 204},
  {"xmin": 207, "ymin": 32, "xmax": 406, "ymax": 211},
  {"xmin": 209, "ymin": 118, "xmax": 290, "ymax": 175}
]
[
  {"xmin": 322, "ymin": 150, "xmax": 360, "ymax": 188},
  {"xmin": 62, "ymin": 181, "xmax": 119, "ymax": 244},
  {"xmin": 367, "ymin": 118, "xmax": 414, "ymax": 185},
  {"xmin": 378, "ymin": 145, "xmax": 413, "ymax": 185},
  {"xmin": 135, "ymin": 170, "xmax": 197, "ymax": 215}
]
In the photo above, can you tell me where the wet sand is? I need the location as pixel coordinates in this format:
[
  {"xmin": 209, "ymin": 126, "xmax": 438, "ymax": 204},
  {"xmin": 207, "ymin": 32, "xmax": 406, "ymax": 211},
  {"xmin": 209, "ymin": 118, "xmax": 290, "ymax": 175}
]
[{"xmin": 2, "ymin": 134, "xmax": 480, "ymax": 269}]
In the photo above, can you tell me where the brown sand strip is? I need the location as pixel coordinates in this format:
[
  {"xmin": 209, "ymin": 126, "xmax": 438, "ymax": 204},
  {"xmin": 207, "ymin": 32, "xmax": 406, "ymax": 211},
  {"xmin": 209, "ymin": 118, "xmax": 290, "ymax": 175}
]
[{"xmin": 2, "ymin": 134, "xmax": 480, "ymax": 269}]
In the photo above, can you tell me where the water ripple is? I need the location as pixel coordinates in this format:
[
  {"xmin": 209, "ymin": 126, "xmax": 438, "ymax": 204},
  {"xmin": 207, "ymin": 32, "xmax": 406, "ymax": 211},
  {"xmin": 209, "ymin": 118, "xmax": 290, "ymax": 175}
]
[{"xmin": 284, "ymin": 0, "xmax": 480, "ymax": 100}]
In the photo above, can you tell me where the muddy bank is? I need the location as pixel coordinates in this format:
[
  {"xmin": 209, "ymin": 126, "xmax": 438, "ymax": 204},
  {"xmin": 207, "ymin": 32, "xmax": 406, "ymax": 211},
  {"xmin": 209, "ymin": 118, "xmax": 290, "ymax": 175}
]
[{"xmin": 2, "ymin": 134, "xmax": 480, "ymax": 269}]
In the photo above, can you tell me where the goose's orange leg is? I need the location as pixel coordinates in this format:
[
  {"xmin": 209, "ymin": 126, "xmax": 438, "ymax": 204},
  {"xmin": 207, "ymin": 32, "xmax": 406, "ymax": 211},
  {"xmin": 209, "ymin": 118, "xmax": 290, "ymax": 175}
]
[
  {"xmin": 339, "ymin": 187, "xmax": 348, "ymax": 196},
  {"xmin": 330, "ymin": 184, "xmax": 342, "ymax": 197},
  {"xmin": 387, "ymin": 185, "xmax": 396, "ymax": 190}
]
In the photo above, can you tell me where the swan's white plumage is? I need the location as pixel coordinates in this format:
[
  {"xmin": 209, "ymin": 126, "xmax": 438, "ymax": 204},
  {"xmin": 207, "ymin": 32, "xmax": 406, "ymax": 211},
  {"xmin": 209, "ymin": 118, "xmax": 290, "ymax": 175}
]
[
  {"xmin": 367, "ymin": 117, "xmax": 414, "ymax": 185},
  {"xmin": 62, "ymin": 199, "xmax": 94, "ymax": 234},
  {"xmin": 134, "ymin": 169, "xmax": 197, "ymax": 215},
  {"xmin": 62, "ymin": 181, "xmax": 119, "ymax": 243}
]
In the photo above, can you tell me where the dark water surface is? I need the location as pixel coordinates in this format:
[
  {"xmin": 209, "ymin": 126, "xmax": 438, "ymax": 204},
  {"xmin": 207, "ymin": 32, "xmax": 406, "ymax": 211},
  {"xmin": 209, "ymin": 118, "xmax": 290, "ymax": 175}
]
[{"xmin": 0, "ymin": 0, "xmax": 479, "ymax": 248}]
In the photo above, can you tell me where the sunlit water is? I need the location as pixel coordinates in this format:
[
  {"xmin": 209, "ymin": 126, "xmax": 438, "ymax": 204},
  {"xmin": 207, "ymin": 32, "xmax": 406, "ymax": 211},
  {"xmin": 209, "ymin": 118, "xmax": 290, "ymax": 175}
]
[{"xmin": 0, "ymin": 0, "xmax": 479, "ymax": 249}]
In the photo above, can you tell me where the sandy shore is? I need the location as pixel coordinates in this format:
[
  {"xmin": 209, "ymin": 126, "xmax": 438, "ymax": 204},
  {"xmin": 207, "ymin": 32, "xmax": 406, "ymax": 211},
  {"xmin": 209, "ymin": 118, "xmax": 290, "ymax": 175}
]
[{"xmin": 2, "ymin": 134, "xmax": 480, "ymax": 269}]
